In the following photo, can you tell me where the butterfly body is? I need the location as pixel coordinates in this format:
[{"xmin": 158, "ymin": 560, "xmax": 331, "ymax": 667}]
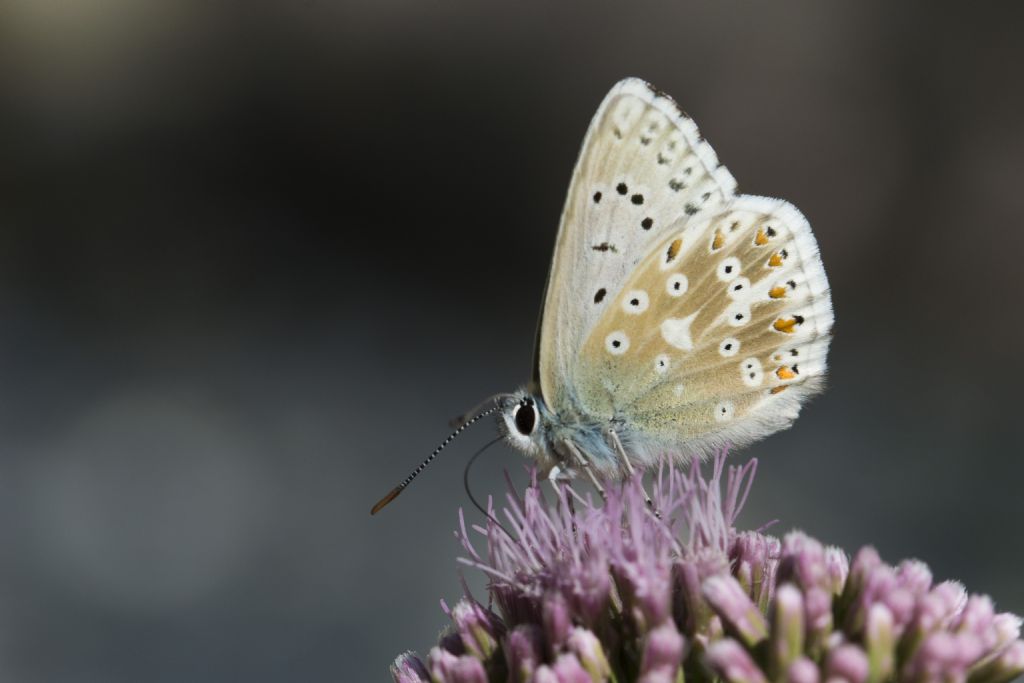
[{"xmin": 496, "ymin": 79, "xmax": 833, "ymax": 479}]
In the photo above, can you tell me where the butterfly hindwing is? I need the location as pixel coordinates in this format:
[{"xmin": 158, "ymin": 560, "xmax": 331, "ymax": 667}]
[
  {"xmin": 536, "ymin": 78, "xmax": 737, "ymax": 415},
  {"xmin": 575, "ymin": 195, "xmax": 833, "ymax": 462}
]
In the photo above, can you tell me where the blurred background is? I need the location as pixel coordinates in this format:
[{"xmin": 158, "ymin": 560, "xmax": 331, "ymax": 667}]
[{"xmin": 1, "ymin": 0, "xmax": 1023, "ymax": 680}]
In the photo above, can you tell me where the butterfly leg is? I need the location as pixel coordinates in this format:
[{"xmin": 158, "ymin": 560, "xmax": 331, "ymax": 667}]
[
  {"xmin": 562, "ymin": 441, "xmax": 606, "ymax": 500},
  {"xmin": 546, "ymin": 463, "xmax": 571, "ymax": 498},
  {"xmin": 546, "ymin": 463, "xmax": 566, "ymax": 481},
  {"xmin": 606, "ymin": 428, "xmax": 640, "ymax": 478},
  {"xmin": 606, "ymin": 429, "xmax": 658, "ymax": 516}
]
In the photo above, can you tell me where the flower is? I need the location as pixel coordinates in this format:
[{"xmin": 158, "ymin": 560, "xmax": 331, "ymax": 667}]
[{"xmin": 391, "ymin": 452, "xmax": 1024, "ymax": 683}]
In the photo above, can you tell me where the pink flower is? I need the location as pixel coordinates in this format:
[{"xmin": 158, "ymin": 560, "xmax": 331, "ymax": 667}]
[{"xmin": 392, "ymin": 452, "xmax": 1024, "ymax": 683}]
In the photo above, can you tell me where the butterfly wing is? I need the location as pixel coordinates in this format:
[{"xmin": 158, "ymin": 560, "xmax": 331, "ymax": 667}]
[
  {"xmin": 536, "ymin": 79, "xmax": 832, "ymax": 467},
  {"xmin": 536, "ymin": 78, "xmax": 737, "ymax": 415},
  {"xmin": 575, "ymin": 195, "xmax": 833, "ymax": 464}
]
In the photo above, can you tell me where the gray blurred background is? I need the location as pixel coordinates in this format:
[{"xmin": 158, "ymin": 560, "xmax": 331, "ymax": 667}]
[{"xmin": 1, "ymin": 1, "xmax": 1023, "ymax": 681}]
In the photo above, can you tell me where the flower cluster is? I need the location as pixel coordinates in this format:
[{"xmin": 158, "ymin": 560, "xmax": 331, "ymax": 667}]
[{"xmin": 391, "ymin": 455, "xmax": 1024, "ymax": 683}]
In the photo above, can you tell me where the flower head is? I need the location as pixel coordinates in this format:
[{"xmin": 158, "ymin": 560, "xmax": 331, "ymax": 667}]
[{"xmin": 392, "ymin": 452, "xmax": 1024, "ymax": 683}]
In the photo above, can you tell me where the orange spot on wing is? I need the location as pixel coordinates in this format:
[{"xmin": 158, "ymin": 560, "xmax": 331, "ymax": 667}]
[
  {"xmin": 768, "ymin": 252, "xmax": 784, "ymax": 267},
  {"xmin": 773, "ymin": 317, "xmax": 799, "ymax": 333},
  {"xmin": 770, "ymin": 386, "xmax": 788, "ymax": 394},
  {"xmin": 755, "ymin": 228, "xmax": 769, "ymax": 246},
  {"xmin": 776, "ymin": 366, "xmax": 797, "ymax": 380},
  {"xmin": 711, "ymin": 230, "xmax": 725, "ymax": 250},
  {"xmin": 769, "ymin": 285, "xmax": 787, "ymax": 299},
  {"xmin": 666, "ymin": 238, "xmax": 682, "ymax": 261}
]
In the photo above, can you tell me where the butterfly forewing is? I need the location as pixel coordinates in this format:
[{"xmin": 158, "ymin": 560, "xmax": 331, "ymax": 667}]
[{"xmin": 537, "ymin": 79, "xmax": 737, "ymax": 415}]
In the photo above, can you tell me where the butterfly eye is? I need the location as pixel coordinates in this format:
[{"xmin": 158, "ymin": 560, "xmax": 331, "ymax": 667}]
[{"xmin": 513, "ymin": 400, "xmax": 537, "ymax": 436}]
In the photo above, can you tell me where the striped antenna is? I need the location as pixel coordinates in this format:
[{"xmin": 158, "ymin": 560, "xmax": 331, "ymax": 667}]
[{"xmin": 370, "ymin": 405, "xmax": 500, "ymax": 515}]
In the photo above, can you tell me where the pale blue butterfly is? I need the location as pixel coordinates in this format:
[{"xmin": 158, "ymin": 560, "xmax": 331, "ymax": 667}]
[{"xmin": 372, "ymin": 78, "xmax": 832, "ymax": 513}]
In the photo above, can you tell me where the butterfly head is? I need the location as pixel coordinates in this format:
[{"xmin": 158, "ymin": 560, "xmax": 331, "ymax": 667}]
[{"xmin": 497, "ymin": 392, "xmax": 552, "ymax": 461}]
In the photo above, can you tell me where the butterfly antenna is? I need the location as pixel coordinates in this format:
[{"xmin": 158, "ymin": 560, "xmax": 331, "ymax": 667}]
[
  {"xmin": 370, "ymin": 405, "xmax": 501, "ymax": 515},
  {"xmin": 449, "ymin": 393, "xmax": 517, "ymax": 429}
]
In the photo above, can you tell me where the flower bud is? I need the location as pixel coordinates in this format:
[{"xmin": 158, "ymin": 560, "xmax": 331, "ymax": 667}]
[
  {"xmin": 932, "ymin": 582, "xmax": 968, "ymax": 623},
  {"xmin": 452, "ymin": 599, "xmax": 502, "ymax": 661},
  {"xmin": 968, "ymin": 639, "xmax": 1024, "ymax": 683},
  {"xmin": 845, "ymin": 562, "xmax": 895, "ymax": 639},
  {"xmin": 428, "ymin": 648, "xmax": 488, "ymax": 683},
  {"xmin": 707, "ymin": 638, "xmax": 769, "ymax": 683},
  {"xmin": 905, "ymin": 580, "xmax": 968, "ymax": 653},
  {"xmin": 640, "ymin": 621, "xmax": 686, "ymax": 681},
  {"xmin": 505, "ymin": 624, "xmax": 543, "ymax": 683},
  {"xmin": 955, "ymin": 595, "xmax": 996, "ymax": 647},
  {"xmin": 428, "ymin": 647, "xmax": 459, "ymax": 681},
  {"xmin": 567, "ymin": 627, "xmax": 611, "ymax": 682},
  {"xmin": 824, "ymin": 547, "xmax": 849, "ymax": 597},
  {"xmin": 825, "ymin": 644, "xmax": 869, "ymax": 683},
  {"xmin": 390, "ymin": 651, "xmax": 429, "ymax": 683},
  {"xmin": 733, "ymin": 531, "xmax": 778, "ymax": 609},
  {"xmin": 449, "ymin": 656, "xmax": 488, "ymax": 683},
  {"xmin": 770, "ymin": 584, "xmax": 805, "ymax": 678},
  {"xmin": 675, "ymin": 559, "xmax": 708, "ymax": 635},
  {"xmin": 533, "ymin": 665, "xmax": 559, "ymax": 683},
  {"xmin": 787, "ymin": 657, "xmax": 820, "ymax": 683},
  {"xmin": 543, "ymin": 591, "xmax": 573, "ymax": 650},
  {"xmin": 895, "ymin": 560, "xmax": 932, "ymax": 597},
  {"xmin": 780, "ymin": 532, "xmax": 828, "ymax": 593},
  {"xmin": 552, "ymin": 653, "xmax": 592, "ymax": 683},
  {"xmin": 865, "ymin": 604, "xmax": 894, "ymax": 683},
  {"xmin": 992, "ymin": 613, "xmax": 1023, "ymax": 650},
  {"xmin": 704, "ymin": 574, "xmax": 769, "ymax": 647},
  {"xmin": 805, "ymin": 586, "xmax": 835, "ymax": 654},
  {"xmin": 839, "ymin": 547, "xmax": 882, "ymax": 617},
  {"xmin": 902, "ymin": 631, "xmax": 982, "ymax": 683}
]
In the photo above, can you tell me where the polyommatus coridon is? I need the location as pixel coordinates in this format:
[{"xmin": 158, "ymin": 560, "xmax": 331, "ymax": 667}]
[{"xmin": 373, "ymin": 78, "xmax": 832, "ymax": 513}]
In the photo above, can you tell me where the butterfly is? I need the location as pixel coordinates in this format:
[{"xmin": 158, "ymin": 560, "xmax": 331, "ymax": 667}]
[{"xmin": 372, "ymin": 78, "xmax": 832, "ymax": 513}]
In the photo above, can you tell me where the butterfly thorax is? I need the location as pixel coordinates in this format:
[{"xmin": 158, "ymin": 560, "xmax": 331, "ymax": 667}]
[{"xmin": 498, "ymin": 391, "xmax": 627, "ymax": 477}]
